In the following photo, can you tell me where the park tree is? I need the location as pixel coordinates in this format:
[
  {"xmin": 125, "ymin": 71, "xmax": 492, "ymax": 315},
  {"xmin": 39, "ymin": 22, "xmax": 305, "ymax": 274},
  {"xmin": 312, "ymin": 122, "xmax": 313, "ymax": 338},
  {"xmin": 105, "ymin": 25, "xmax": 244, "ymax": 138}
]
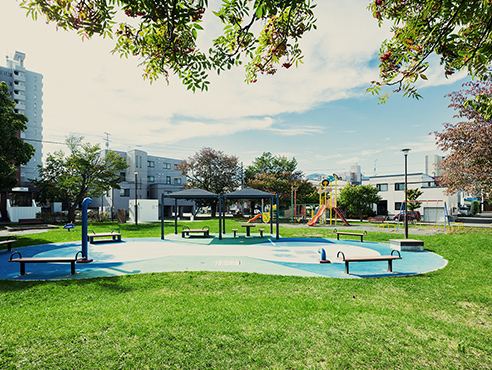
[
  {"xmin": 0, "ymin": 82, "xmax": 35, "ymax": 191},
  {"xmin": 31, "ymin": 136, "xmax": 128, "ymax": 222},
  {"xmin": 21, "ymin": 0, "xmax": 317, "ymax": 91},
  {"xmin": 434, "ymin": 79, "xmax": 492, "ymax": 195},
  {"xmin": 176, "ymin": 147, "xmax": 241, "ymax": 216},
  {"xmin": 406, "ymin": 188, "xmax": 423, "ymax": 211},
  {"xmin": 338, "ymin": 184, "xmax": 382, "ymax": 221},
  {"xmin": 368, "ymin": 0, "xmax": 492, "ymax": 112},
  {"xmin": 246, "ymin": 152, "xmax": 315, "ymax": 208}
]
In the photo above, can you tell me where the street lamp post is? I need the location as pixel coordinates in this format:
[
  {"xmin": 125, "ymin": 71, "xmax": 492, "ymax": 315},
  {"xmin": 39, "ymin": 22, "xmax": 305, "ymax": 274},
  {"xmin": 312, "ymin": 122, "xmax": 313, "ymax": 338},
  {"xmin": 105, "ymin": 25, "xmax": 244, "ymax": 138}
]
[
  {"xmin": 134, "ymin": 171, "xmax": 138, "ymax": 226},
  {"xmin": 401, "ymin": 148, "xmax": 411, "ymax": 239}
]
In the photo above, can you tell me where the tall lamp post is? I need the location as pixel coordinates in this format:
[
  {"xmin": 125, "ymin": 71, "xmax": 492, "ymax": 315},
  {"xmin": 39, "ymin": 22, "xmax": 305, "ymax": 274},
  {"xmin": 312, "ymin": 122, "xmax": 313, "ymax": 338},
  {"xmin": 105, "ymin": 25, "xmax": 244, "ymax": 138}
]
[
  {"xmin": 134, "ymin": 171, "xmax": 138, "ymax": 226},
  {"xmin": 401, "ymin": 148, "xmax": 411, "ymax": 239}
]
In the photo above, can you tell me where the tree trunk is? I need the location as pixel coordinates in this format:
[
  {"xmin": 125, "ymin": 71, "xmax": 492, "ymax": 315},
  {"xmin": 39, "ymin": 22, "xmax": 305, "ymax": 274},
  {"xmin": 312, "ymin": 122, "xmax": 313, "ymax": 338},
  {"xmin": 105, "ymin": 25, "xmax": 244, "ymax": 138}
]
[{"xmin": 68, "ymin": 204, "xmax": 77, "ymax": 223}]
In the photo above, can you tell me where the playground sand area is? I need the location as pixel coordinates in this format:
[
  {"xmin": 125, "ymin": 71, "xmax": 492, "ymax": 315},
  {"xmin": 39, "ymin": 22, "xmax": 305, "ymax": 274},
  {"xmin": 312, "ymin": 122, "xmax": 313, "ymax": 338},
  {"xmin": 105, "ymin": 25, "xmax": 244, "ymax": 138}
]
[{"xmin": 0, "ymin": 233, "xmax": 447, "ymax": 281}]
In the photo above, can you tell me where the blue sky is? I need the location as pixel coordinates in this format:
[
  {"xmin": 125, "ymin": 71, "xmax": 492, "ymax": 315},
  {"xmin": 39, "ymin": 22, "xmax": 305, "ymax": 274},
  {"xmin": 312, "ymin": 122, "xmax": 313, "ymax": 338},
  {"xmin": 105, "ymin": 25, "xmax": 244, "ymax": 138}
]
[{"xmin": 1, "ymin": 0, "xmax": 467, "ymax": 178}]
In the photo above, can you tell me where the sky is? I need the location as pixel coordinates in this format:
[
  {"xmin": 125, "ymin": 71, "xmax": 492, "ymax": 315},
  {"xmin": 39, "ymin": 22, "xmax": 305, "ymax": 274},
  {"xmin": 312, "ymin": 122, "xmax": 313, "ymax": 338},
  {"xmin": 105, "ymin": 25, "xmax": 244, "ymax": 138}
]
[{"xmin": 1, "ymin": 0, "xmax": 468, "ymax": 178}]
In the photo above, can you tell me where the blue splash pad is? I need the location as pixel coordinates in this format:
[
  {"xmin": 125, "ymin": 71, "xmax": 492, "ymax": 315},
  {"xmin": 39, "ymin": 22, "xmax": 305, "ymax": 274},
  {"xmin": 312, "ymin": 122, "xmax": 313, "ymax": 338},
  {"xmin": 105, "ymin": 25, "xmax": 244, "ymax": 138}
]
[{"xmin": 0, "ymin": 236, "xmax": 447, "ymax": 280}]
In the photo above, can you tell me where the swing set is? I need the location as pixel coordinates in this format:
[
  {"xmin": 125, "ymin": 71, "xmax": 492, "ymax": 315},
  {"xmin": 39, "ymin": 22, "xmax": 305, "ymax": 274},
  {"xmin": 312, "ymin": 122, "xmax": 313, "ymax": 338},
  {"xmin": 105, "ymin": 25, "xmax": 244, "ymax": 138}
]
[{"xmin": 395, "ymin": 199, "xmax": 451, "ymax": 233}]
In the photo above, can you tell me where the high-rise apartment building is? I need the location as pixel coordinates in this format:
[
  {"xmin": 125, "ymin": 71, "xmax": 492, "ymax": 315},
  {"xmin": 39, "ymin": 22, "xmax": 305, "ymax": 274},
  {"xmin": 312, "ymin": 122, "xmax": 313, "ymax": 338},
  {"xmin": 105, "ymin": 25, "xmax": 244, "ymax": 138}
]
[
  {"xmin": 0, "ymin": 51, "xmax": 43, "ymax": 186},
  {"xmin": 425, "ymin": 155, "xmax": 445, "ymax": 177}
]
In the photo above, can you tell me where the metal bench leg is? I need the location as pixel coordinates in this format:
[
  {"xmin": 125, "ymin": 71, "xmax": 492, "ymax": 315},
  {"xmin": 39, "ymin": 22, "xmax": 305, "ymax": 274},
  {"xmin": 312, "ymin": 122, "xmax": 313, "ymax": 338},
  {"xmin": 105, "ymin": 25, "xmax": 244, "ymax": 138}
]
[
  {"xmin": 345, "ymin": 261, "xmax": 350, "ymax": 274},
  {"xmin": 20, "ymin": 262, "xmax": 25, "ymax": 276},
  {"xmin": 8, "ymin": 242, "xmax": 12, "ymax": 252},
  {"xmin": 71, "ymin": 261, "xmax": 76, "ymax": 275},
  {"xmin": 388, "ymin": 260, "xmax": 393, "ymax": 272}
]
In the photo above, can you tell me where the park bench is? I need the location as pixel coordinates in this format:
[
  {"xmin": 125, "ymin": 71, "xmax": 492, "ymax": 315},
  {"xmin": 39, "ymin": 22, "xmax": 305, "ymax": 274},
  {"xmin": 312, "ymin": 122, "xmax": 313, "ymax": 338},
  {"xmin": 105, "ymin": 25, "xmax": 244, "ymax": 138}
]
[
  {"xmin": 258, "ymin": 228, "xmax": 265, "ymax": 237},
  {"xmin": 336, "ymin": 250, "xmax": 402, "ymax": 275},
  {"xmin": 9, "ymin": 251, "xmax": 85, "ymax": 276},
  {"xmin": 88, "ymin": 228, "xmax": 122, "ymax": 243},
  {"xmin": 0, "ymin": 236, "xmax": 18, "ymax": 252},
  {"xmin": 231, "ymin": 229, "xmax": 238, "ymax": 237},
  {"xmin": 182, "ymin": 226, "xmax": 209, "ymax": 238},
  {"xmin": 333, "ymin": 229, "xmax": 367, "ymax": 242},
  {"xmin": 63, "ymin": 223, "xmax": 75, "ymax": 231},
  {"xmin": 368, "ymin": 216, "xmax": 387, "ymax": 223}
]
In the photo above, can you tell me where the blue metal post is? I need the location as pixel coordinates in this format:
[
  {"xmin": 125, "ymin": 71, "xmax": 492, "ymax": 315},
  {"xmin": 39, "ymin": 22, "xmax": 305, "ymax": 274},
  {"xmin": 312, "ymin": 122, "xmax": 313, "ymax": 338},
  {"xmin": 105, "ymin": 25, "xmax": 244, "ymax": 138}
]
[
  {"xmin": 219, "ymin": 194, "xmax": 222, "ymax": 240},
  {"xmin": 161, "ymin": 193, "xmax": 165, "ymax": 240},
  {"xmin": 276, "ymin": 194, "xmax": 280, "ymax": 240},
  {"xmin": 80, "ymin": 198, "xmax": 93, "ymax": 263}
]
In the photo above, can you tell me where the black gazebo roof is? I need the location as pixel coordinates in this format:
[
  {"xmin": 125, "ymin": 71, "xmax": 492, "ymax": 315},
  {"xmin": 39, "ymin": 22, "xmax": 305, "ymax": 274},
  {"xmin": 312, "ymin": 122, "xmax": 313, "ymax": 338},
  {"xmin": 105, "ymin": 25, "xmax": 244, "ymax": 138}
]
[
  {"xmin": 165, "ymin": 188, "xmax": 218, "ymax": 199},
  {"xmin": 223, "ymin": 187, "xmax": 275, "ymax": 199}
]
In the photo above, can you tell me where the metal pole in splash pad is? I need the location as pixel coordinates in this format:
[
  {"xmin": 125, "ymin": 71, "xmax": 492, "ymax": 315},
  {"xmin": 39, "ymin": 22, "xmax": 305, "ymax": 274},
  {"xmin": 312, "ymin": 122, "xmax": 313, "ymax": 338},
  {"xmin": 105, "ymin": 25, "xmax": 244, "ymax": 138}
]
[{"xmin": 79, "ymin": 198, "xmax": 94, "ymax": 263}]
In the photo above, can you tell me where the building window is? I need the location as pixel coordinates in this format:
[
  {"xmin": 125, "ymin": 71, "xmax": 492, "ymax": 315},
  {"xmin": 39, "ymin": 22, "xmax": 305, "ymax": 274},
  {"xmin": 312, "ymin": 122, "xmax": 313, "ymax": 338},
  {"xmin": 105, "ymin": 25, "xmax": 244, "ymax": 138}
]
[
  {"xmin": 139, "ymin": 156, "xmax": 142, "ymax": 168},
  {"xmin": 34, "ymin": 103, "xmax": 37, "ymax": 109},
  {"xmin": 120, "ymin": 172, "xmax": 126, "ymax": 182},
  {"xmin": 166, "ymin": 176, "xmax": 171, "ymax": 184},
  {"xmin": 395, "ymin": 183, "xmax": 405, "ymax": 191},
  {"xmin": 174, "ymin": 178, "xmax": 182, "ymax": 185},
  {"xmin": 148, "ymin": 176, "xmax": 155, "ymax": 182},
  {"xmin": 174, "ymin": 164, "xmax": 179, "ymax": 170},
  {"xmin": 376, "ymin": 183, "xmax": 388, "ymax": 191},
  {"xmin": 147, "ymin": 160, "xmax": 155, "ymax": 168},
  {"xmin": 120, "ymin": 189, "xmax": 130, "ymax": 197},
  {"xmin": 395, "ymin": 202, "xmax": 402, "ymax": 211},
  {"xmin": 164, "ymin": 163, "xmax": 171, "ymax": 169}
]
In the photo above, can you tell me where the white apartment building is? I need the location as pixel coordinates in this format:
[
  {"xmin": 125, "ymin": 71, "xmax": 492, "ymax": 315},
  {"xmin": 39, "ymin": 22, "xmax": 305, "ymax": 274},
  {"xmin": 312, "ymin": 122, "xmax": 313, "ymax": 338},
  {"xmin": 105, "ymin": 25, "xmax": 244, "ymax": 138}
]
[
  {"xmin": 0, "ymin": 51, "xmax": 43, "ymax": 222},
  {"xmin": 91, "ymin": 149, "xmax": 193, "ymax": 219},
  {"xmin": 365, "ymin": 173, "xmax": 460, "ymax": 222},
  {"xmin": 0, "ymin": 51, "xmax": 43, "ymax": 185}
]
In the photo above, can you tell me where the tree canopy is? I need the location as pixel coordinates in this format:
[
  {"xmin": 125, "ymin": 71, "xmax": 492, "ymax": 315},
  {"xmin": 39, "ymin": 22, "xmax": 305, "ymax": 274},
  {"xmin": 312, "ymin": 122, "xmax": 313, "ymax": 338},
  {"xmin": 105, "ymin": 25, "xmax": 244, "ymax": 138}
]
[
  {"xmin": 406, "ymin": 188, "xmax": 423, "ymax": 211},
  {"xmin": 176, "ymin": 147, "xmax": 241, "ymax": 215},
  {"xmin": 434, "ymin": 79, "xmax": 492, "ymax": 195},
  {"xmin": 32, "ymin": 136, "xmax": 128, "ymax": 222},
  {"xmin": 368, "ymin": 0, "xmax": 492, "ymax": 106},
  {"xmin": 245, "ymin": 152, "xmax": 315, "ymax": 207},
  {"xmin": 22, "ymin": 0, "xmax": 316, "ymax": 91},
  {"xmin": 338, "ymin": 183, "xmax": 381, "ymax": 221},
  {"xmin": 0, "ymin": 82, "xmax": 35, "ymax": 191}
]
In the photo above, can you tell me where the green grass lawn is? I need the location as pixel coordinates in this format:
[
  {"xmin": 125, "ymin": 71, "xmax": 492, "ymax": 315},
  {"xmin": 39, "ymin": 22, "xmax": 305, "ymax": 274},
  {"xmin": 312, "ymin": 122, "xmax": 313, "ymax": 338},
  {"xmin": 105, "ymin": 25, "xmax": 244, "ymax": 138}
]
[{"xmin": 0, "ymin": 221, "xmax": 491, "ymax": 369}]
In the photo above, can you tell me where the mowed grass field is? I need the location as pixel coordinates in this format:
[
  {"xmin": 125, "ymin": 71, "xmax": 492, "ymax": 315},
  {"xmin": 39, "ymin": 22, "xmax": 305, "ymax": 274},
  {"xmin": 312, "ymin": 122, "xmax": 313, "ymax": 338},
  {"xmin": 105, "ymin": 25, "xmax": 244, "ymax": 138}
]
[{"xmin": 0, "ymin": 220, "xmax": 491, "ymax": 369}]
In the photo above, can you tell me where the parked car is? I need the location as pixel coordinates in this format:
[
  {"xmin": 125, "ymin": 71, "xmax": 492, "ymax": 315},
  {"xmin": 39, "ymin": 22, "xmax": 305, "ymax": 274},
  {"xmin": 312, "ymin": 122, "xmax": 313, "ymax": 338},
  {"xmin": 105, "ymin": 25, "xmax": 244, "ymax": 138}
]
[
  {"xmin": 457, "ymin": 206, "xmax": 471, "ymax": 216},
  {"xmin": 393, "ymin": 211, "xmax": 421, "ymax": 221}
]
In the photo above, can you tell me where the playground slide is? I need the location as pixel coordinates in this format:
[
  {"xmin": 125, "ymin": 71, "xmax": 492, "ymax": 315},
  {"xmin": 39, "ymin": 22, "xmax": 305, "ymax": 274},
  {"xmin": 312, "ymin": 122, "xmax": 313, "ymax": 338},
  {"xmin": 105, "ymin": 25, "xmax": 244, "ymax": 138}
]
[
  {"xmin": 307, "ymin": 205, "xmax": 326, "ymax": 226},
  {"xmin": 334, "ymin": 207, "xmax": 350, "ymax": 226},
  {"xmin": 247, "ymin": 214, "xmax": 262, "ymax": 223}
]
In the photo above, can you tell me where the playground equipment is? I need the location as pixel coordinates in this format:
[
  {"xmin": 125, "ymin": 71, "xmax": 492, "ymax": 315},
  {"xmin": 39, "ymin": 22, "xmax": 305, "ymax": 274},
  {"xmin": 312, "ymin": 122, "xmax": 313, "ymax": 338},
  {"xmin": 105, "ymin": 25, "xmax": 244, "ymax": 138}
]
[
  {"xmin": 395, "ymin": 199, "xmax": 451, "ymax": 233},
  {"xmin": 247, "ymin": 200, "xmax": 274, "ymax": 223},
  {"xmin": 290, "ymin": 185, "xmax": 317, "ymax": 223},
  {"xmin": 307, "ymin": 176, "xmax": 349, "ymax": 227}
]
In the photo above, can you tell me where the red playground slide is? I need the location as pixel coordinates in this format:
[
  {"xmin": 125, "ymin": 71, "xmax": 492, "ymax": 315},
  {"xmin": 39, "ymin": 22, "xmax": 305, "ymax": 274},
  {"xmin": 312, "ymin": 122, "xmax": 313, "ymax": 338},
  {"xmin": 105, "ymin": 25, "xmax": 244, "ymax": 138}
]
[
  {"xmin": 247, "ymin": 214, "xmax": 262, "ymax": 223},
  {"xmin": 307, "ymin": 205, "xmax": 326, "ymax": 226}
]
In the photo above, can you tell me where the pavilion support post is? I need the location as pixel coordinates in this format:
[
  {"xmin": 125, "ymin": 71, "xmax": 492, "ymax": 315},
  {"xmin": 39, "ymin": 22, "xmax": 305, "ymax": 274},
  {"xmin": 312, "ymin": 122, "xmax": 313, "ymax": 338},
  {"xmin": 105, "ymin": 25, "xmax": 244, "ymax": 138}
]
[
  {"xmin": 223, "ymin": 196, "xmax": 226, "ymax": 232},
  {"xmin": 276, "ymin": 194, "xmax": 280, "ymax": 240},
  {"xmin": 219, "ymin": 195, "xmax": 222, "ymax": 240},
  {"xmin": 161, "ymin": 194, "xmax": 165, "ymax": 240},
  {"xmin": 174, "ymin": 198, "xmax": 178, "ymax": 234},
  {"xmin": 270, "ymin": 197, "xmax": 274, "ymax": 234}
]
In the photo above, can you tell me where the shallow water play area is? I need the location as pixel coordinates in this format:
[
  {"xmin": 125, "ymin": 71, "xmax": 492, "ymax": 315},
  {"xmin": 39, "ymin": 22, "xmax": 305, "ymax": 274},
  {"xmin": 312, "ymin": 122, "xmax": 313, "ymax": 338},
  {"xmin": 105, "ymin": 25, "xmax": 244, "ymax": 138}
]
[{"xmin": 0, "ymin": 233, "xmax": 447, "ymax": 280}]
